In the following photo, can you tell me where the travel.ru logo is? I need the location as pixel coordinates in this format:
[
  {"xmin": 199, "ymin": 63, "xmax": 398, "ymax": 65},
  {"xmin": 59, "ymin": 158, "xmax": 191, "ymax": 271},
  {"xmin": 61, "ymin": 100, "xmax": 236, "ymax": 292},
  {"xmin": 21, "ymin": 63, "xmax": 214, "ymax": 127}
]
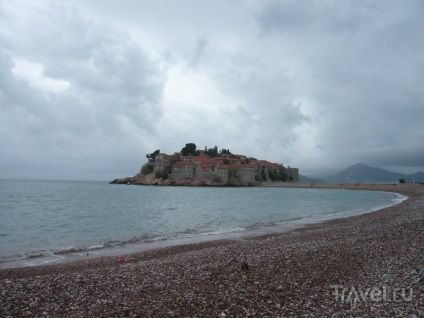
[{"xmin": 330, "ymin": 285, "xmax": 414, "ymax": 308}]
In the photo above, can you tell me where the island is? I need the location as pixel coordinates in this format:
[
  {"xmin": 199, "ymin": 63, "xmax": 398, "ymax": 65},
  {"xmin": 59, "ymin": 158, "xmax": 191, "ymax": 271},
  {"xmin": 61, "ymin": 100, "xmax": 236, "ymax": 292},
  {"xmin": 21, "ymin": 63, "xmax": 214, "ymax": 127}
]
[{"xmin": 110, "ymin": 143, "xmax": 299, "ymax": 186}]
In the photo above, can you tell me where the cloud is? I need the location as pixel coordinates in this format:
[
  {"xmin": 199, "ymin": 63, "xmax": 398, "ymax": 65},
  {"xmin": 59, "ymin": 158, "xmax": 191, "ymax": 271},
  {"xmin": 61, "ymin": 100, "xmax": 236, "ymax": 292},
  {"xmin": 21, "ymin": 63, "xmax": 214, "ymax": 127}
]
[
  {"xmin": 1, "ymin": 0, "xmax": 423, "ymax": 179},
  {"xmin": 0, "ymin": 1, "xmax": 165, "ymax": 179},
  {"xmin": 188, "ymin": 36, "xmax": 209, "ymax": 69},
  {"xmin": 253, "ymin": 0, "xmax": 424, "ymax": 174}
]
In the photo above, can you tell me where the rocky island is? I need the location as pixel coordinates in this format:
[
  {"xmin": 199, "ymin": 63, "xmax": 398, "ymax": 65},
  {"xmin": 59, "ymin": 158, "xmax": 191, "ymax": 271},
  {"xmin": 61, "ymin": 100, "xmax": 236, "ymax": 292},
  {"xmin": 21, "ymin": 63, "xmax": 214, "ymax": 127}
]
[{"xmin": 110, "ymin": 143, "xmax": 299, "ymax": 186}]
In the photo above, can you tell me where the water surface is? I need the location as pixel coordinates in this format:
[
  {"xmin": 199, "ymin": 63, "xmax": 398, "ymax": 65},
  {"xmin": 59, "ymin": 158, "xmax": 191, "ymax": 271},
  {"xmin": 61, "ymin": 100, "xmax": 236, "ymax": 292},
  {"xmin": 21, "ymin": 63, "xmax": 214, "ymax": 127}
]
[{"xmin": 0, "ymin": 179, "xmax": 405, "ymax": 266}]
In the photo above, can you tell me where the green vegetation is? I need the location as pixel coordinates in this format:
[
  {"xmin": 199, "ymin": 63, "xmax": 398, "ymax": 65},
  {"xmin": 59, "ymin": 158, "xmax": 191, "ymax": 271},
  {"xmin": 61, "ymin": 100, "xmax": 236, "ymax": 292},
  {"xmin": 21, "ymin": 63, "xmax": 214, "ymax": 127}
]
[
  {"xmin": 212, "ymin": 175, "xmax": 223, "ymax": 183},
  {"xmin": 181, "ymin": 143, "xmax": 199, "ymax": 156},
  {"xmin": 138, "ymin": 143, "xmax": 298, "ymax": 185},
  {"xmin": 228, "ymin": 165, "xmax": 241, "ymax": 186},
  {"xmin": 280, "ymin": 171, "xmax": 288, "ymax": 181},
  {"xmin": 140, "ymin": 163, "xmax": 154, "ymax": 175},
  {"xmin": 146, "ymin": 149, "xmax": 160, "ymax": 160},
  {"xmin": 228, "ymin": 165, "xmax": 240, "ymax": 178},
  {"xmin": 268, "ymin": 170, "xmax": 277, "ymax": 181},
  {"xmin": 261, "ymin": 169, "xmax": 267, "ymax": 181},
  {"xmin": 206, "ymin": 146, "xmax": 219, "ymax": 158},
  {"xmin": 268, "ymin": 167, "xmax": 288, "ymax": 181},
  {"xmin": 220, "ymin": 148, "xmax": 232, "ymax": 155},
  {"xmin": 205, "ymin": 145, "xmax": 232, "ymax": 158}
]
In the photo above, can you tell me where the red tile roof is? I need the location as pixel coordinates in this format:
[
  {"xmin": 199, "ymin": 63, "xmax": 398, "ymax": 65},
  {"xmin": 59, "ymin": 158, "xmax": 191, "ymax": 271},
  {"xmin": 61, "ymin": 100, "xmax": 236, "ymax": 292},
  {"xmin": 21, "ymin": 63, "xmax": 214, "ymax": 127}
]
[{"xmin": 173, "ymin": 161, "xmax": 196, "ymax": 167}]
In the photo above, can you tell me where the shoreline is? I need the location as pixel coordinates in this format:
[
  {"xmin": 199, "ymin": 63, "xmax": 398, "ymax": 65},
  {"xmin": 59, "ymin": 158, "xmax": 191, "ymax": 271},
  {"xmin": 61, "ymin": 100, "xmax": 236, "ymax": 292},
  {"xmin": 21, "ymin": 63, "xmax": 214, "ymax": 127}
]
[
  {"xmin": 0, "ymin": 183, "xmax": 419, "ymax": 270},
  {"xmin": 1, "ymin": 184, "xmax": 423, "ymax": 316},
  {"xmin": 0, "ymin": 184, "xmax": 407, "ymax": 270}
]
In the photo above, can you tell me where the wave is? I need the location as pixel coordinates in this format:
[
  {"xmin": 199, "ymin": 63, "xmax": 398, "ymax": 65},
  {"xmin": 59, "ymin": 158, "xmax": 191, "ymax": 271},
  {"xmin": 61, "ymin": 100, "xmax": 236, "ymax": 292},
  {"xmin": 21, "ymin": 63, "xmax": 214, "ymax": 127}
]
[
  {"xmin": 1, "ymin": 227, "xmax": 243, "ymax": 264},
  {"xmin": 1, "ymin": 192, "xmax": 407, "ymax": 265},
  {"xmin": 392, "ymin": 193, "xmax": 408, "ymax": 204},
  {"xmin": 0, "ymin": 250, "xmax": 56, "ymax": 263},
  {"xmin": 360, "ymin": 192, "xmax": 408, "ymax": 213},
  {"xmin": 0, "ymin": 227, "xmax": 246, "ymax": 263},
  {"xmin": 198, "ymin": 227, "xmax": 245, "ymax": 236}
]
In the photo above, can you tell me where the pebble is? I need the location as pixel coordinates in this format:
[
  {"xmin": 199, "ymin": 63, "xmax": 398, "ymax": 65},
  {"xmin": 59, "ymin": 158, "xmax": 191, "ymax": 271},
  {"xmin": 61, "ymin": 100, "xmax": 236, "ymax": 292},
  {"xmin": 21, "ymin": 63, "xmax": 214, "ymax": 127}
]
[{"xmin": 0, "ymin": 185, "xmax": 423, "ymax": 317}]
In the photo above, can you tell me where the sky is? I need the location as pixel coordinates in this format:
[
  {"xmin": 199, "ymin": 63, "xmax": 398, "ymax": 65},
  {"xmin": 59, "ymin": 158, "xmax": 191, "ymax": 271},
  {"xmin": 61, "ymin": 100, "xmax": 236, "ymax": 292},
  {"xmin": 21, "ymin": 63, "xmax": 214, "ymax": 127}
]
[{"xmin": 1, "ymin": 0, "xmax": 423, "ymax": 180}]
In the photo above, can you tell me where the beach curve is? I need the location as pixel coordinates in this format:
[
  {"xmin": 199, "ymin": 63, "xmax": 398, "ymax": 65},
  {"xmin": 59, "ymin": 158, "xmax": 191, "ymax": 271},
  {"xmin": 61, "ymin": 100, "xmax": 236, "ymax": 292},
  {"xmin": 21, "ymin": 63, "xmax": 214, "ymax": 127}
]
[{"xmin": 1, "ymin": 184, "xmax": 423, "ymax": 317}]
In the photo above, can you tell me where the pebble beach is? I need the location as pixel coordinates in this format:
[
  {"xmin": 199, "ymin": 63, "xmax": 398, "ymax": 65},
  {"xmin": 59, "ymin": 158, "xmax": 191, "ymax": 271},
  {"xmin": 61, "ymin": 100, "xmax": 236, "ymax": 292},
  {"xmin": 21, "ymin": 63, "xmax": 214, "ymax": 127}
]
[{"xmin": 1, "ymin": 184, "xmax": 423, "ymax": 317}]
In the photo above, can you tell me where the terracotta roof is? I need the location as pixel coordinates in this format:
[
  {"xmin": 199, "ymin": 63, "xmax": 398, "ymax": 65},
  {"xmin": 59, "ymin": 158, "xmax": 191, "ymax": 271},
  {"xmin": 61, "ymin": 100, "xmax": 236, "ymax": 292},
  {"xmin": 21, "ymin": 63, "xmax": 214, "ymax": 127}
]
[
  {"xmin": 160, "ymin": 151, "xmax": 283, "ymax": 171},
  {"xmin": 212, "ymin": 157, "xmax": 240, "ymax": 163},
  {"xmin": 173, "ymin": 161, "xmax": 196, "ymax": 167}
]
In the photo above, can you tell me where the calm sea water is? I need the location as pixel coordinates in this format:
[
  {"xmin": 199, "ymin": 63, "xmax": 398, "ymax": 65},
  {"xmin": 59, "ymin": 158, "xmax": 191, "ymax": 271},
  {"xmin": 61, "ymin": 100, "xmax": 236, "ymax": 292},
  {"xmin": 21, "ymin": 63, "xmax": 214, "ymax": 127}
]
[{"xmin": 0, "ymin": 179, "xmax": 405, "ymax": 265}]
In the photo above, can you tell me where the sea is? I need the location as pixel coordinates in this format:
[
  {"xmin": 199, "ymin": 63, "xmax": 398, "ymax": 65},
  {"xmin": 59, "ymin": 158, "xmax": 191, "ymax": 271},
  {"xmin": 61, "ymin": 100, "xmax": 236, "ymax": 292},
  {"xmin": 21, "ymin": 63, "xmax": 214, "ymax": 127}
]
[{"xmin": 0, "ymin": 179, "xmax": 406, "ymax": 268}]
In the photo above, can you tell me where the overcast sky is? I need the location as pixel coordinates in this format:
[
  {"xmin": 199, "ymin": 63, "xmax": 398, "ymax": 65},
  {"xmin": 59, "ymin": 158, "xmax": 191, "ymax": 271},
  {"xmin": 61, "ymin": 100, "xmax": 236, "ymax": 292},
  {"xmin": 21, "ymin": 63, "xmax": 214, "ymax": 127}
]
[{"xmin": 1, "ymin": 0, "xmax": 423, "ymax": 180}]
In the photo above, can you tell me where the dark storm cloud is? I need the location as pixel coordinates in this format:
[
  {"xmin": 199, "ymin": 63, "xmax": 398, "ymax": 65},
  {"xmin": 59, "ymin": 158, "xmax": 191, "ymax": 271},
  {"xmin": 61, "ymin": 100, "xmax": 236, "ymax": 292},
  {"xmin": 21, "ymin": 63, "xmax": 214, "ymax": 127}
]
[
  {"xmin": 1, "ymin": 0, "xmax": 423, "ymax": 179},
  {"xmin": 254, "ymin": 0, "xmax": 424, "ymax": 174}
]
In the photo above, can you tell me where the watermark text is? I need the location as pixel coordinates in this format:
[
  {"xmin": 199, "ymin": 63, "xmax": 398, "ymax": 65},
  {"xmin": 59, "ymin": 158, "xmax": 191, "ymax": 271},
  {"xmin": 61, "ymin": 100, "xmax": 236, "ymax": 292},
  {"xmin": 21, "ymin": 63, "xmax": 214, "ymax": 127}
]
[{"xmin": 330, "ymin": 285, "xmax": 413, "ymax": 308}]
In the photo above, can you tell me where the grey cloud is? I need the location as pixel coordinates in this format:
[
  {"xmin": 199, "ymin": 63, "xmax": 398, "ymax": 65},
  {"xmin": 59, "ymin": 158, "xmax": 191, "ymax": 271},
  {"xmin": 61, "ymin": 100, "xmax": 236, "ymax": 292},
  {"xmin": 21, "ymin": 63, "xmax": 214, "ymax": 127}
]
[
  {"xmin": 256, "ymin": 1, "xmax": 400, "ymax": 36},
  {"xmin": 188, "ymin": 36, "xmax": 209, "ymax": 68},
  {"xmin": 209, "ymin": 54, "xmax": 309, "ymax": 161},
  {"xmin": 256, "ymin": 0, "xmax": 316, "ymax": 34},
  {"xmin": 254, "ymin": 0, "xmax": 424, "ymax": 174},
  {"xmin": 1, "ymin": 0, "xmax": 423, "ymax": 179},
  {"xmin": 0, "ymin": 1, "xmax": 166, "ymax": 179}
]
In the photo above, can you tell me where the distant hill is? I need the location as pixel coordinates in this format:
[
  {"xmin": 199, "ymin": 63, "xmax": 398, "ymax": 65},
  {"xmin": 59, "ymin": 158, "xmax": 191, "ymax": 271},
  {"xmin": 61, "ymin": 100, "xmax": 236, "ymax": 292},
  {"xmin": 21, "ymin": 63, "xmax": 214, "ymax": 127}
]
[
  {"xmin": 325, "ymin": 163, "xmax": 413, "ymax": 183},
  {"xmin": 406, "ymin": 172, "xmax": 424, "ymax": 182}
]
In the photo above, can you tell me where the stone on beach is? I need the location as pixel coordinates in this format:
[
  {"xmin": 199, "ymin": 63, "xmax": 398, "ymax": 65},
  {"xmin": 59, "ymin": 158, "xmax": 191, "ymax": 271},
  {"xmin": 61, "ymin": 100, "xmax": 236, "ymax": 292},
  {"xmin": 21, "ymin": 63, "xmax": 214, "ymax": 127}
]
[{"xmin": 1, "ymin": 184, "xmax": 423, "ymax": 317}]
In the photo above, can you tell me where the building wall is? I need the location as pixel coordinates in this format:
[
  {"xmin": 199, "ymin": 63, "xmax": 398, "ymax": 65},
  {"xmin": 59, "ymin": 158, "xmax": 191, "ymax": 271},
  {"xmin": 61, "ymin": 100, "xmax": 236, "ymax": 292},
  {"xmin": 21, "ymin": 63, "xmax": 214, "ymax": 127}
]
[
  {"xmin": 169, "ymin": 164, "xmax": 196, "ymax": 181},
  {"xmin": 160, "ymin": 153, "xmax": 299, "ymax": 184},
  {"xmin": 238, "ymin": 166, "xmax": 256, "ymax": 182},
  {"xmin": 153, "ymin": 153, "xmax": 171, "ymax": 173},
  {"xmin": 287, "ymin": 168, "xmax": 299, "ymax": 182},
  {"xmin": 215, "ymin": 168, "xmax": 229, "ymax": 183}
]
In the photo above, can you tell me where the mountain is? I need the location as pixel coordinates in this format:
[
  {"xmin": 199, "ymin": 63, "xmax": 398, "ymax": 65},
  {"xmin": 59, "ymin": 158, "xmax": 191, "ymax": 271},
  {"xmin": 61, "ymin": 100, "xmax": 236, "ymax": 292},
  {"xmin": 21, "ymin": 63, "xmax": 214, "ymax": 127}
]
[
  {"xmin": 406, "ymin": 172, "xmax": 424, "ymax": 182},
  {"xmin": 325, "ymin": 163, "xmax": 405, "ymax": 183}
]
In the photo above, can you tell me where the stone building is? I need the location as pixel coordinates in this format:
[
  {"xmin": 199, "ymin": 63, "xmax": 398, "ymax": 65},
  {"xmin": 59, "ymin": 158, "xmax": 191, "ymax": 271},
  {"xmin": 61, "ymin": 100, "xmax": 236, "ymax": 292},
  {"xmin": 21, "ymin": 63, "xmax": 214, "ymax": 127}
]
[{"xmin": 153, "ymin": 148, "xmax": 299, "ymax": 184}]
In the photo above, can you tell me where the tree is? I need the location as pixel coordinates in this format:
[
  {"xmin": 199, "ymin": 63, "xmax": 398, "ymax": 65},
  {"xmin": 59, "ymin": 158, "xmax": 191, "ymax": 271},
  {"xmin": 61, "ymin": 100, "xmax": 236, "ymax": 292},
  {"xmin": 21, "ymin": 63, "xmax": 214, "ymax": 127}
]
[
  {"xmin": 228, "ymin": 165, "xmax": 241, "ymax": 186},
  {"xmin": 181, "ymin": 143, "xmax": 199, "ymax": 156},
  {"xmin": 267, "ymin": 164, "xmax": 288, "ymax": 182},
  {"xmin": 206, "ymin": 146, "xmax": 219, "ymax": 158},
  {"xmin": 220, "ymin": 148, "xmax": 231, "ymax": 155},
  {"xmin": 140, "ymin": 163, "xmax": 154, "ymax": 175},
  {"xmin": 268, "ymin": 170, "xmax": 277, "ymax": 181},
  {"xmin": 228, "ymin": 166, "xmax": 240, "ymax": 178},
  {"xmin": 279, "ymin": 171, "xmax": 288, "ymax": 181},
  {"xmin": 261, "ymin": 169, "xmax": 268, "ymax": 181},
  {"xmin": 146, "ymin": 149, "xmax": 160, "ymax": 160}
]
